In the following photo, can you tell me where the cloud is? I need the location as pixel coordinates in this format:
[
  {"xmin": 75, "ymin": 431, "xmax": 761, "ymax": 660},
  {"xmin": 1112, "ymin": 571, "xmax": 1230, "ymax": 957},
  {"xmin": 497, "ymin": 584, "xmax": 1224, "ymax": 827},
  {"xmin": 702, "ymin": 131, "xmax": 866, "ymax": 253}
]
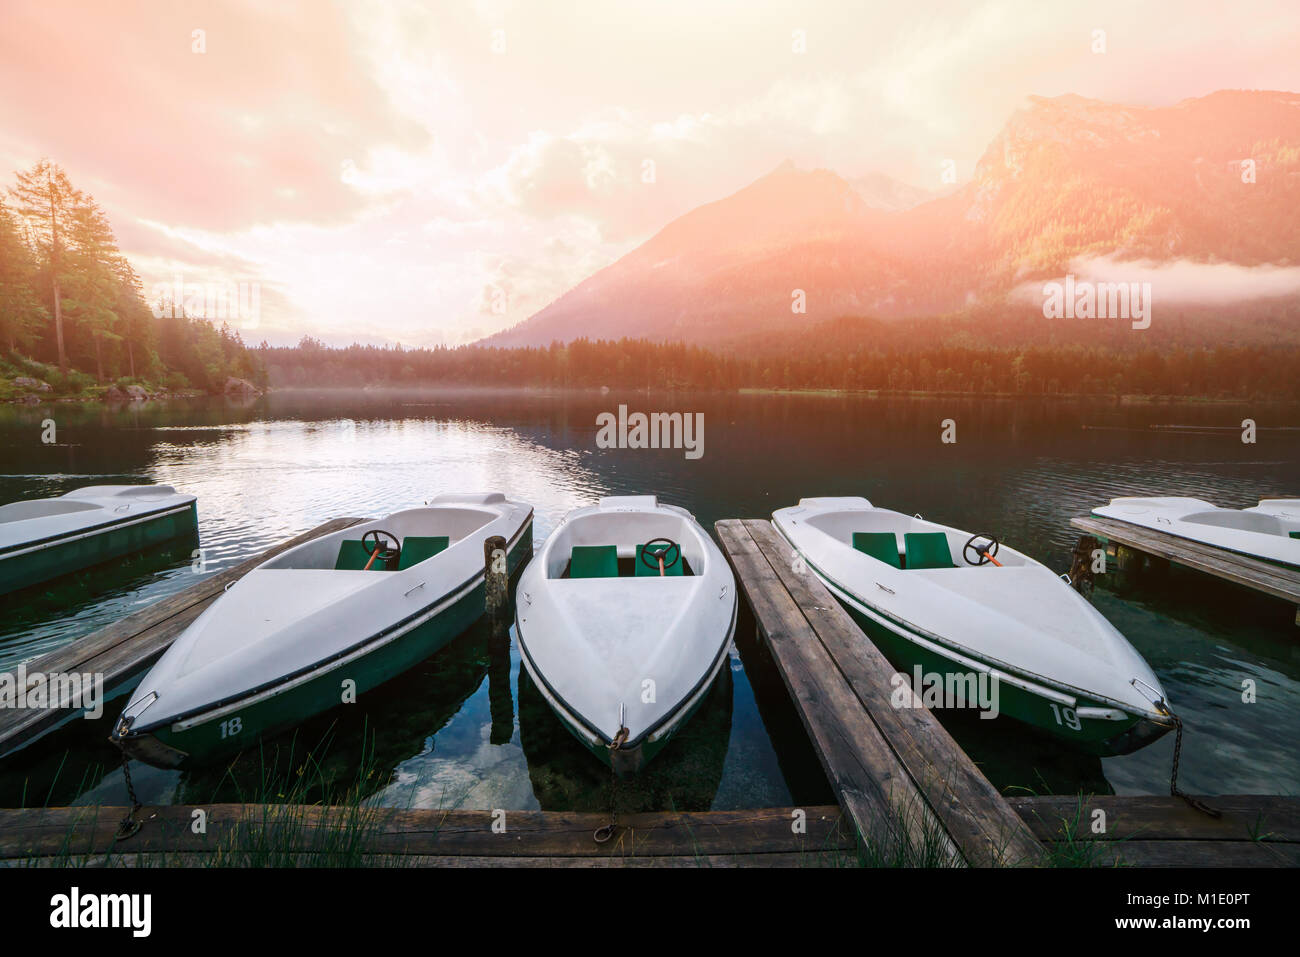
[
  {"xmin": 0, "ymin": 0, "xmax": 425, "ymax": 232},
  {"xmin": 1015, "ymin": 255, "xmax": 1300, "ymax": 305},
  {"xmin": 4, "ymin": 0, "xmax": 1300, "ymax": 345}
]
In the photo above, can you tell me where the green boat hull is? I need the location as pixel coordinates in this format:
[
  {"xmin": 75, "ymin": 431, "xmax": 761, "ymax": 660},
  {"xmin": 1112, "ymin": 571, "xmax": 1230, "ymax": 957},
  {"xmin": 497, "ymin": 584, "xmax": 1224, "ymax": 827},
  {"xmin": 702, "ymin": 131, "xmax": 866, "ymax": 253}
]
[
  {"xmin": 119, "ymin": 523, "xmax": 532, "ymax": 768},
  {"xmin": 1, "ymin": 501, "xmax": 198, "ymax": 596},
  {"xmin": 836, "ymin": 595, "xmax": 1170, "ymax": 757}
]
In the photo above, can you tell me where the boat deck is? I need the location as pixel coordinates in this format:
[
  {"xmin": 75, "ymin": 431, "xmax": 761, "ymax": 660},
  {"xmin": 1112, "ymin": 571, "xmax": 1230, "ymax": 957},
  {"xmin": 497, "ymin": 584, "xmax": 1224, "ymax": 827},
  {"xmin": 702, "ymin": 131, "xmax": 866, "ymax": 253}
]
[{"xmin": 1071, "ymin": 515, "xmax": 1300, "ymax": 622}]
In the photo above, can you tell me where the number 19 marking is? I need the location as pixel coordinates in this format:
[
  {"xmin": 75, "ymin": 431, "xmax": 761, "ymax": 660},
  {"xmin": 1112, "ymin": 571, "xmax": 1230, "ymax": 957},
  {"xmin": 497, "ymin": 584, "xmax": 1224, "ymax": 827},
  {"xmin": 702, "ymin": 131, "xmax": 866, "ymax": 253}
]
[{"xmin": 1049, "ymin": 704, "xmax": 1081, "ymax": 731}]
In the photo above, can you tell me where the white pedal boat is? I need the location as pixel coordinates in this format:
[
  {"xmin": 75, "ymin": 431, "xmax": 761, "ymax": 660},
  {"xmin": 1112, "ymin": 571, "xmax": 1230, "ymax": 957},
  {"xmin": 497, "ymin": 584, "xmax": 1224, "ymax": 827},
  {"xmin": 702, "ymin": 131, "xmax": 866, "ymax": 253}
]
[
  {"xmin": 515, "ymin": 496, "xmax": 737, "ymax": 776},
  {"xmin": 111, "ymin": 492, "xmax": 533, "ymax": 768},
  {"xmin": 1093, "ymin": 497, "xmax": 1300, "ymax": 568},
  {"xmin": 0, "ymin": 485, "xmax": 197, "ymax": 596},
  {"xmin": 773, "ymin": 497, "xmax": 1175, "ymax": 756}
]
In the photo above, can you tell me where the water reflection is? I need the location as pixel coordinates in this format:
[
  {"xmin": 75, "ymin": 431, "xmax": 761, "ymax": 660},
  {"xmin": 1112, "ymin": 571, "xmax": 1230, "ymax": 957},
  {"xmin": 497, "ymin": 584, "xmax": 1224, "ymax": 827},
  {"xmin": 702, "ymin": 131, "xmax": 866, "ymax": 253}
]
[
  {"xmin": 0, "ymin": 531, "xmax": 199, "ymax": 663},
  {"xmin": 1, "ymin": 389, "xmax": 1297, "ymax": 806},
  {"xmin": 517, "ymin": 665, "xmax": 732, "ymax": 812}
]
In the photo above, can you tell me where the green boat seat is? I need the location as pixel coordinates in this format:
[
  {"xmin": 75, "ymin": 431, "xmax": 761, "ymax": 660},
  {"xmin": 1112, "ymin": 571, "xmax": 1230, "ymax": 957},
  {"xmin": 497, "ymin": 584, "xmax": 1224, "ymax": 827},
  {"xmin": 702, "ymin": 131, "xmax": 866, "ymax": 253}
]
[
  {"xmin": 852, "ymin": 532, "xmax": 902, "ymax": 568},
  {"xmin": 398, "ymin": 536, "xmax": 449, "ymax": 570},
  {"xmin": 636, "ymin": 542, "xmax": 684, "ymax": 576},
  {"xmin": 904, "ymin": 532, "xmax": 955, "ymax": 569},
  {"xmin": 570, "ymin": 545, "xmax": 618, "ymax": 578},
  {"xmin": 334, "ymin": 539, "xmax": 394, "ymax": 571}
]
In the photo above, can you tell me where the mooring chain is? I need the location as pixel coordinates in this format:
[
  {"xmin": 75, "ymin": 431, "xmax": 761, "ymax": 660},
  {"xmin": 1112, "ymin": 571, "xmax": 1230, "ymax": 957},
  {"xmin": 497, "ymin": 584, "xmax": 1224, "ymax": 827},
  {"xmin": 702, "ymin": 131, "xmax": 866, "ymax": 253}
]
[
  {"xmin": 1160, "ymin": 704, "xmax": 1221, "ymax": 818},
  {"xmin": 114, "ymin": 753, "xmax": 144, "ymax": 841},
  {"xmin": 593, "ymin": 725, "xmax": 630, "ymax": 844},
  {"xmin": 593, "ymin": 772, "xmax": 620, "ymax": 844}
]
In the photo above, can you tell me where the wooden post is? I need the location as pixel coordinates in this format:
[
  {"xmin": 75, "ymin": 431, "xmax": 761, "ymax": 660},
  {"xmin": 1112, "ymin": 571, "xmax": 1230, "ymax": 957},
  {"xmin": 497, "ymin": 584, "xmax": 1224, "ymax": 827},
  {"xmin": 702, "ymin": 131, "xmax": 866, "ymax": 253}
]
[
  {"xmin": 484, "ymin": 535, "xmax": 508, "ymax": 631},
  {"xmin": 1115, "ymin": 544, "xmax": 1140, "ymax": 573},
  {"xmin": 1069, "ymin": 534, "xmax": 1100, "ymax": 595},
  {"xmin": 1145, "ymin": 553, "xmax": 1170, "ymax": 579},
  {"xmin": 488, "ymin": 628, "xmax": 514, "ymax": 745},
  {"xmin": 483, "ymin": 533, "xmax": 513, "ymax": 742}
]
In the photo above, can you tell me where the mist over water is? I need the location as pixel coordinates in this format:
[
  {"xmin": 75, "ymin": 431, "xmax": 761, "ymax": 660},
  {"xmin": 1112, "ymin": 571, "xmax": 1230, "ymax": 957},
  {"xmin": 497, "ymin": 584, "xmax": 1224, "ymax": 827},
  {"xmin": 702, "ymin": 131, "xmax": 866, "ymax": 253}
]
[{"xmin": 1, "ymin": 389, "xmax": 1297, "ymax": 810}]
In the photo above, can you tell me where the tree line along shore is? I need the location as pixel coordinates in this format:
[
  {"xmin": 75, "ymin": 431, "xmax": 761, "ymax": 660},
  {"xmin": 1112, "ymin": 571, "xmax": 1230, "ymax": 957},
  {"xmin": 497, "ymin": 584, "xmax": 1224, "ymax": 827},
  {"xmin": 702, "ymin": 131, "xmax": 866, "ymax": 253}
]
[{"xmin": 0, "ymin": 160, "xmax": 265, "ymax": 403}]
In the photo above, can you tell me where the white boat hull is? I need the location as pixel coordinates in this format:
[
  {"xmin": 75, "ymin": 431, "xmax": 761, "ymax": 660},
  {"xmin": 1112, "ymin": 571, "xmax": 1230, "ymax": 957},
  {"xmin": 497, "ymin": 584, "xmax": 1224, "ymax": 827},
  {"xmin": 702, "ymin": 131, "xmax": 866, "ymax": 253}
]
[
  {"xmin": 112, "ymin": 492, "xmax": 532, "ymax": 767},
  {"xmin": 0, "ymin": 485, "xmax": 197, "ymax": 595},
  {"xmin": 1093, "ymin": 497, "xmax": 1300, "ymax": 568},
  {"xmin": 515, "ymin": 495, "xmax": 737, "ymax": 775},
  {"xmin": 773, "ymin": 497, "xmax": 1174, "ymax": 755}
]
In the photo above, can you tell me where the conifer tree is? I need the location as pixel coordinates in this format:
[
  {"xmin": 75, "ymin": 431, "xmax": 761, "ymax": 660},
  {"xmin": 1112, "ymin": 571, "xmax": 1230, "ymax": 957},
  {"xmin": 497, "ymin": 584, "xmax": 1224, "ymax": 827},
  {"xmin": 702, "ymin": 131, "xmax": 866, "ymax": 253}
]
[
  {"xmin": 8, "ymin": 159, "xmax": 84, "ymax": 370},
  {"xmin": 0, "ymin": 198, "xmax": 47, "ymax": 352}
]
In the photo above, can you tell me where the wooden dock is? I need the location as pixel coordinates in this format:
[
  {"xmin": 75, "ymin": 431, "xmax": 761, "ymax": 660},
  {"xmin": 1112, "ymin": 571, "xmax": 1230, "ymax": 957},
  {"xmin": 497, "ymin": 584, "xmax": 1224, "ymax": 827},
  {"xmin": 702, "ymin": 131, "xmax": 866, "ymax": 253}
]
[
  {"xmin": 3, "ymin": 514, "xmax": 1297, "ymax": 868},
  {"xmin": 1010, "ymin": 794, "xmax": 1300, "ymax": 867},
  {"xmin": 715, "ymin": 518, "xmax": 1045, "ymax": 867},
  {"xmin": 0, "ymin": 517, "xmax": 366, "ymax": 758},
  {"xmin": 0, "ymin": 804, "xmax": 856, "ymax": 867},
  {"xmin": 1071, "ymin": 515, "xmax": 1300, "ymax": 621},
  {"xmin": 2, "ymin": 793, "xmax": 1296, "ymax": 867}
]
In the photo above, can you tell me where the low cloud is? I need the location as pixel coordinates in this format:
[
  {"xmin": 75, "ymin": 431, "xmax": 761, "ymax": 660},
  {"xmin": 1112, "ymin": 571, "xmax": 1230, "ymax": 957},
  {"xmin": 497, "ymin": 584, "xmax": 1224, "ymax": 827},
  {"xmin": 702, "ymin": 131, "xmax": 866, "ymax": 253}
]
[{"xmin": 1016, "ymin": 255, "xmax": 1300, "ymax": 305}]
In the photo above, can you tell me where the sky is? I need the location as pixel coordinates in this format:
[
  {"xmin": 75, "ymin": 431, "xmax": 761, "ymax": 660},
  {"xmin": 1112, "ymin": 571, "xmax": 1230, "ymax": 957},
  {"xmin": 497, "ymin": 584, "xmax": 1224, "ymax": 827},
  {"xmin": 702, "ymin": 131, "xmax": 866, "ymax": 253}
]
[{"xmin": 1, "ymin": 0, "xmax": 1298, "ymax": 346}]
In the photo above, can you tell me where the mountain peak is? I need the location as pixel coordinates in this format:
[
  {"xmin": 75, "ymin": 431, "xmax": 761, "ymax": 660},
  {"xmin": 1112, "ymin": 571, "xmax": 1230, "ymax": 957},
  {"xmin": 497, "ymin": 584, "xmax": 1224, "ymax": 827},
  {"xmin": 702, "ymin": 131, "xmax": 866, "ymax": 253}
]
[{"xmin": 487, "ymin": 89, "xmax": 1300, "ymax": 349}]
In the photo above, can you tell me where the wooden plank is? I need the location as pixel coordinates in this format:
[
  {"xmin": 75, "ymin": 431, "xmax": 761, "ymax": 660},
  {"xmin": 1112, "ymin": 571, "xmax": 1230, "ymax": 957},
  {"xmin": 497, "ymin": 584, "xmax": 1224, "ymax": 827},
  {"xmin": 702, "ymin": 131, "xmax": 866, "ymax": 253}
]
[
  {"xmin": 1100, "ymin": 840, "xmax": 1299, "ymax": 868},
  {"xmin": 0, "ymin": 805, "xmax": 853, "ymax": 861},
  {"xmin": 740, "ymin": 519, "xmax": 1044, "ymax": 868},
  {"xmin": 0, "ymin": 517, "xmax": 368, "ymax": 756},
  {"xmin": 1071, "ymin": 516, "xmax": 1300, "ymax": 603},
  {"xmin": 716, "ymin": 520, "xmax": 964, "ymax": 866},
  {"xmin": 1011, "ymin": 794, "xmax": 1300, "ymax": 843},
  {"xmin": 1073, "ymin": 516, "xmax": 1291, "ymax": 579},
  {"xmin": 4, "ymin": 851, "xmax": 855, "ymax": 869}
]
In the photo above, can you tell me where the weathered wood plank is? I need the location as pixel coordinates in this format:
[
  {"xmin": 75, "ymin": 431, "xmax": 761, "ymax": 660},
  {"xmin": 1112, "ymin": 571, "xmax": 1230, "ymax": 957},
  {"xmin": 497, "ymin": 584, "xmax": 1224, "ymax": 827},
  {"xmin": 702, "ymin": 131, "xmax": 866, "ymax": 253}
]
[
  {"xmin": 4, "ymin": 851, "xmax": 855, "ymax": 869},
  {"xmin": 0, "ymin": 517, "xmax": 368, "ymax": 756},
  {"xmin": 1071, "ymin": 516, "xmax": 1300, "ymax": 604},
  {"xmin": 0, "ymin": 804, "xmax": 853, "ymax": 861},
  {"xmin": 1011, "ymin": 794, "xmax": 1300, "ymax": 843},
  {"xmin": 1102, "ymin": 840, "xmax": 1299, "ymax": 868},
  {"xmin": 740, "ymin": 519, "xmax": 1044, "ymax": 867},
  {"xmin": 717, "ymin": 520, "xmax": 965, "ymax": 866}
]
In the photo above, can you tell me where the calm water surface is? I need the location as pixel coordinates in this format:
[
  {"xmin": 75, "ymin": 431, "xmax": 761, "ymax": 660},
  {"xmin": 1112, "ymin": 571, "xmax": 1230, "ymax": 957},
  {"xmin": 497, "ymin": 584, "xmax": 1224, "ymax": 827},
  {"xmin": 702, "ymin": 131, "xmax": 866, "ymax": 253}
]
[{"xmin": 1, "ymin": 389, "xmax": 1297, "ymax": 811}]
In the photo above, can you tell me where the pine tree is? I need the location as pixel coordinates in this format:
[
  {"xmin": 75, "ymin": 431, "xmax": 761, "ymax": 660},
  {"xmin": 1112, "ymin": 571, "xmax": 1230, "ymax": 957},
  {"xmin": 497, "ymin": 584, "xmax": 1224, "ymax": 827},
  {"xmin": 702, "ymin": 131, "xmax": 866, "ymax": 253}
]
[
  {"xmin": 0, "ymin": 198, "xmax": 47, "ymax": 352},
  {"xmin": 8, "ymin": 159, "xmax": 85, "ymax": 370},
  {"xmin": 61, "ymin": 200, "xmax": 122, "ymax": 382},
  {"xmin": 114, "ymin": 261, "xmax": 157, "ymax": 379}
]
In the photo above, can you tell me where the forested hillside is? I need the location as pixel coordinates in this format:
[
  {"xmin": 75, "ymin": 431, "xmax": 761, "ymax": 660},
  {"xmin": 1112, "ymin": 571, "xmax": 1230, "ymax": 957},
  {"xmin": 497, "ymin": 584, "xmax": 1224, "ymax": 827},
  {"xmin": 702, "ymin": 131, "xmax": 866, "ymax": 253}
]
[
  {"xmin": 263, "ymin": 328, "xmax": 1299, "ymax": 401},
  {"xmin": 0, "ymin": 160, "xmax": 265, "ymax": 399}
]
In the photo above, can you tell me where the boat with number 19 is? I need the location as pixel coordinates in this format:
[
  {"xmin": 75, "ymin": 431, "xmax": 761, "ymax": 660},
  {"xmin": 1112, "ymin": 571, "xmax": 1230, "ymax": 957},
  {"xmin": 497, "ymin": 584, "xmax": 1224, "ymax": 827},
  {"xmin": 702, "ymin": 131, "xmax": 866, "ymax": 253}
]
[{"xmin": 773, "ymin": 496, "xmax": 1176, "ymax": 756}]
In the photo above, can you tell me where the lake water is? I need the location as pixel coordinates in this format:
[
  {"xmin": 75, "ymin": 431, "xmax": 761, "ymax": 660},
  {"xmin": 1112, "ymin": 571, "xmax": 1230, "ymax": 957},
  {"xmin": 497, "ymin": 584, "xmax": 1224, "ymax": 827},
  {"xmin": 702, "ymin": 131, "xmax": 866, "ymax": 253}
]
[{"xmin": 1, "ymin": 389, "xmax": 1298, "ymax": 813}]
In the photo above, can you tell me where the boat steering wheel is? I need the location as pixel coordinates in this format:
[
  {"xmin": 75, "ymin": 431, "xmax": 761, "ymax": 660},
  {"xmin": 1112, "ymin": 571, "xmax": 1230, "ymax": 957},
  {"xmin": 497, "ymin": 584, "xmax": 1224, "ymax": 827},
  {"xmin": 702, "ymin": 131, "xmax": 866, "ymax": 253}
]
[
  {"xmin": 362, "ymin": 529, "xmax": 402, "ymax": 567},
  {"xmin": 962, "ymin": 533, "xmax": 1000, "ymax": 567},
  {"xmin": 640, "ymin": 537, "xmax": 681, "ymax": 575}
]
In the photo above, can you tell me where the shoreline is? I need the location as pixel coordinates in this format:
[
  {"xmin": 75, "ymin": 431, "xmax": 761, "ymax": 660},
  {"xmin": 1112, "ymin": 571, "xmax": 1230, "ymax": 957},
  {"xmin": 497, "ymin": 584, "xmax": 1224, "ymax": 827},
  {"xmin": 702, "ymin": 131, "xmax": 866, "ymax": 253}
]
[{"xmin": 8, "ymin": 382, "xmax": 1298, "ymax": 406}]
